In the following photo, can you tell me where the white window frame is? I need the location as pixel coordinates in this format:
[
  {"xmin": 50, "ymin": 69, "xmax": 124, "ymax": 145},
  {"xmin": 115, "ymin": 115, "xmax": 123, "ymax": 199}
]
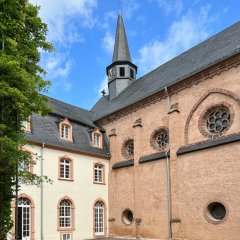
[
  {"xmin": 94, "ymin": 164, "xmax": 103, "ymax": 183},
  {"xmin": 95, "ymin": 201, "xmax": 104, "ymax": 236},
  {"xmin": 93, "ymin": 133, "xmax": 100, "ymax": 147},
  {"xmin": 60, "ymin": 159, "xmax": 71, "ymax": 179},
  {"xmin": 61, "ymin": 124, "xmax": 70, "ymax": 139},
  {"xmin": 62, "ymin": 233, "xmax": 72, "ymax": 240},
  {"xmin": 59, "ymin": 200, "xmax": 72, "ymax": 228},
  {"xmin": 21, "ymin": 120, "xmax": 28, "ymax": 129},
  {"xmin": 18, "ymin": 198, "xmax": 31, "ymax": 240}
]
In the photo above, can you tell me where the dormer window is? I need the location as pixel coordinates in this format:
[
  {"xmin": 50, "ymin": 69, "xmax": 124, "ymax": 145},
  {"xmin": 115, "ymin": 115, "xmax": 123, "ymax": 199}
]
[
  {"xmin": 59, "ymin": 118, "xmax": 72, "ymax": 141},
  {"xmin": 94, "ymin": 133, "xmax": 100, "ymax": 146},
  {"xmin": 119, "ymin": 67, "xmax": 125, "ymax": 77},
  {"xmin": 21, "ymin": 117, "xmax": 31, "ymax": 132},
  {"xmin": 61, "ymin": 125, "xmax": 70, "ymax": 139},
  {"xmin": 92, "ymin": 129, "xmax": 103, "ymax": 148}
]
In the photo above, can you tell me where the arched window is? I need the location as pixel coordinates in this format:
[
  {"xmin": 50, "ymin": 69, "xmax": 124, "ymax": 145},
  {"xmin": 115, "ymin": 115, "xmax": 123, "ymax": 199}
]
[
  {"xmin": 18, "ymin": 198, "xmax": 31, "ymax": 239},
  {"xmin": 59, "ymin": 200, "xmax": 72, "ymax": 228},
  {"xmin": 57, "ymin": 196, "xmax": 75, "ymax": 232},
  {"xmin": 94, "ymin": 201, "xmax": 105, "ymax": 236},
  {"xmin": 11, "ymin": 194, "xmax": 35, "ymax": 240}
]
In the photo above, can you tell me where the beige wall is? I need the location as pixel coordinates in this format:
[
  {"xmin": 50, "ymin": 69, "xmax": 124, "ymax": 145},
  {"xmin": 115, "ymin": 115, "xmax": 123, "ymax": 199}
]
[
  {"xmin": 102, "ymin": 62, "xmax": 240, "ymax": 239},
  {"xmin": 16, "ymin": 144, "xmax": 109, "ymax": 240}
]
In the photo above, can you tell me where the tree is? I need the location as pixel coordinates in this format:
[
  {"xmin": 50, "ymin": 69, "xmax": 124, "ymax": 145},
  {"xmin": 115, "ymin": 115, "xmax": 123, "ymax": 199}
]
[{"xmin": 0, "ymin": 0, "xmax": 53, "ymax": 239}]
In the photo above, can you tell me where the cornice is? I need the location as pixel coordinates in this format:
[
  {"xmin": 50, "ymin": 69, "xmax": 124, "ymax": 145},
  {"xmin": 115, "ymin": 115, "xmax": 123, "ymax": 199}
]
[
  {"xmin": 27, "ymin": 140, "xmax": 110, "ymax": 160},
  {"xmin": 97, "ymin": 53, "xmax": 240, "ymax": 126}
]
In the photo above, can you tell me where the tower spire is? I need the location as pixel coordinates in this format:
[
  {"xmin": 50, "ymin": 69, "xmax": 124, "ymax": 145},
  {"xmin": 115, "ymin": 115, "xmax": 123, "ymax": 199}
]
[
  {"xmin": 106, "ymin": 10, "xmax": 137, "ymax": 100},
  {"xmin": 112, "ymin": 11, "xmax": 131, "ymax": 63}
]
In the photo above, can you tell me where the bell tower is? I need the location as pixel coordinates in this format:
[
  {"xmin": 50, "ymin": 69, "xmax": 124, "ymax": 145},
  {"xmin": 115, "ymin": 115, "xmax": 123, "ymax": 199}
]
[{"xmin": 107, "ymin": 11, "xmax": 137, "ymax": 100}]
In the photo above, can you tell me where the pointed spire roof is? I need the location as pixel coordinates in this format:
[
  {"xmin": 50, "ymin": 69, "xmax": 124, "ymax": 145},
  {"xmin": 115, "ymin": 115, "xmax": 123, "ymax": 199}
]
[{"xmin": 112, "ymin": 11, "xmax": 131, "ymax": 63}]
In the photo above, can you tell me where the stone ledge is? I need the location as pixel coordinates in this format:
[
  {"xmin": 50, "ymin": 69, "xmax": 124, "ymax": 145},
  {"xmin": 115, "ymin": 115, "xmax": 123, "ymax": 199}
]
[
  {"xmin": 112, "ymin": 159, "xmax": 134, "ymax": 169},
  {"xmin": 139, "ymin": 151, "xmax": 170, "ymax": 164},
  {"xmin": 177, "ymin": 133, "xmax": 240, "ymax": 156}
]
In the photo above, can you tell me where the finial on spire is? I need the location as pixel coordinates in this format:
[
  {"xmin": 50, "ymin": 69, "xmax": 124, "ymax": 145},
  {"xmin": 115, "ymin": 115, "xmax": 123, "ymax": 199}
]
[{"xmin": 118, "ymin": 0, "xmax": 122, "ymax": 14}]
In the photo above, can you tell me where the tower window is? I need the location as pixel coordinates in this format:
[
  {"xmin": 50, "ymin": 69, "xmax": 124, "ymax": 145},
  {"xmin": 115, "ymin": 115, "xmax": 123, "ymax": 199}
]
[
  {"xmin": 119, "ymin": 67, "xmax": 125, "ymax": 77},
  {"xmin": 130, "ymin": 68, "xmax": 134, "ymax": 79}
]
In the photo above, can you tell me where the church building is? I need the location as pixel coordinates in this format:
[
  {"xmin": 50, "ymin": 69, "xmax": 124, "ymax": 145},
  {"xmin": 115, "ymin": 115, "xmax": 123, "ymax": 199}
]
[{"xmin": 14, "ymin": 10, "xmax": 240, "ymax": 240}]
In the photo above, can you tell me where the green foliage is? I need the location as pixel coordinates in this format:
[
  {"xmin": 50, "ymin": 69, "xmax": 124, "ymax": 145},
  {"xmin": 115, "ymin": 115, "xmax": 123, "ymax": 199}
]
[{"xmin": 0, "ymin": 0, "xmax": 53, "ymax": 239}]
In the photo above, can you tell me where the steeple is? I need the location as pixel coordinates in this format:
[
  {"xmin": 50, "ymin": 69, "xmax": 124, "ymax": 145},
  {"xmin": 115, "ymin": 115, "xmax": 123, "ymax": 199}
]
[
  {"xmin": 106, "ymin": 11, "xmax": 137, "ymax": 100},
  {"xmin": 112, "ymin": 11, "xmax": 131, "ymax": 63}
]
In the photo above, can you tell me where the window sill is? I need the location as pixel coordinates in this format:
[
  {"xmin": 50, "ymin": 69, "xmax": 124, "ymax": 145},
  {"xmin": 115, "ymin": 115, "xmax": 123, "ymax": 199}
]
[
  {"xmin": 59, "ymin": 137, "xmax": 73, "ymax": 142},
  {"xmin": 92, "ymin": 145, "xmax": 103, "ymax": 149},
  {"xmin": 57, "ymin": 227, "xmax": 75, "ymax": 231},
  {"xmin": 58, "ymin": 178, "xmax": 74, "ymax": 182},
  {"xmin": 93, "ymin": 181, "xmax": 106, "ymax": 185}
]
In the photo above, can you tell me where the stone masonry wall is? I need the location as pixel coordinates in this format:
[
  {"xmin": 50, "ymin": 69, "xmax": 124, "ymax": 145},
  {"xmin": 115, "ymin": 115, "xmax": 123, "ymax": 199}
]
[{"xmin": 102, "ymin": 63, "xmax": 240, "ymax": 239}]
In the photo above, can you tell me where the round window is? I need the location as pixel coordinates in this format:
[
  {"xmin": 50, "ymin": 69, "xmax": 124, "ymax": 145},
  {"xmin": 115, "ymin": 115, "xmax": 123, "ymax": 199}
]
[
  {"xmin": 122, "ymin": 209, "xmax": 134, "ymax": 225},
  {"xmin": 206, "ymin": 202, "xmax": 227, "ymax": 223},
  {"xmin": 199, "ymin": 104, "xmax": 233, "ymax": 138},
  {"xmin": 156, "ymin": 131, "xmax": 168, "ymax": 148},
  {"xmin": 150, "ymin": 128, "xmax": 169, "ymax": 151},
  {"xmin": 206, "ymin": 109, "xmax": 230, "ymax": 134},
  {"xmin": 122, "ymin": 140, "xmax": 134, "ymax": 159},
  {"xmin": 126, "ymin": 141, "xmax": 134, "ymax": 156}
]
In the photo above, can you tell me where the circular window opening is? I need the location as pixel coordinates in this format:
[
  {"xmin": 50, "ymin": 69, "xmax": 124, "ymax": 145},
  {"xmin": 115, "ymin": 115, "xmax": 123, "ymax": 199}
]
[
  {"xmin": 122, "ymin": 140, "xmax": 134, "ymax": 159},
  {"xmin": 156, "ymin": 131, "xmax": 168, "ymax": 148},
  {"xmin": 126, "ymin": 141, "xmax": 134, "ymax": 156},
  {"xmin": 206, "ymin": 202, "xmax": 226, "ymax": 222},
  {"xmin": 150, "ymin": 128, "xmax": 169, "ymax": 151},
  {"xmin": 206, "ymin": 109, "xmax": 230, "ymax": 134},
  {"xmin": 122, "ymin": 209, "xmax": 133, "ymax": 225}
]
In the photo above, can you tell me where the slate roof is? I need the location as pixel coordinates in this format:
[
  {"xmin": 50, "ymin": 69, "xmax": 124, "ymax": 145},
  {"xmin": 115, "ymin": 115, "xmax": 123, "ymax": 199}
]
[
  {"xmin": 112, "ymin": 11, "xmax": 131, "ymax": 63},
  {"xmin": 92, "ymin": 21, "xmax": 240, "ymax": 121},
  {"xmin": 25, "ymin": 98, "xmax": 110, "ymax": 158},
  {"xmin": 48, "ymin": 97, "xmax": 95, "ymax": 127}
]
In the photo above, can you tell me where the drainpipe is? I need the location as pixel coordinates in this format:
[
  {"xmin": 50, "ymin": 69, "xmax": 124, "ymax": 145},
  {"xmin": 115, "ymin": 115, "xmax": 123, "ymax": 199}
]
[
  {"xmin": 40, "ymin": 143, "xmax": 45, "ymax": 240},
  {"xmin": 165, "ymin": 86, "xmax": 172, "ymax": 240},
  {"xmin": 165, "ymin": 149, "xmax": 172, "ymax": 240}
]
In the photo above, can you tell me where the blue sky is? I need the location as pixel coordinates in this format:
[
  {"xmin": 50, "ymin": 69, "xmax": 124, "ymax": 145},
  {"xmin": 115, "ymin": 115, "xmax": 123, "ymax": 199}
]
[{"xmin": 29, "ymin": 0, "xmax": 240, "ymax": 110}]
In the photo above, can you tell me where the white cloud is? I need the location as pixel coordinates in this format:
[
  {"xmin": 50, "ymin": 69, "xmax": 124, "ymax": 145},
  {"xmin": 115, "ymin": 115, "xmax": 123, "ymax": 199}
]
[
  {"xmin": 30, "ymin": 0, "xmax": 97, "ymax": 44},
  {"xmin": 29, "ymin": 0, "xmax": 97, "ymax": 92},
  {"xmin": 151, "ymin": 0, "xmax": 183, "ymax": 15},
  {"xmin": 40, "ymin": 51, "xmax": 74, "ymax": 92},
  {"xmin": 136, "ymin": 5, "xmax": 213, "ymax": 75},
  {"xmin": 43, "ymin": 52, "xmax": 74, "ymax": 79},
  {"xmin": 124, "ymin": 0, "xmax": 141, "ymax": 19},
  {"xmin": 102, "ymin": 31, "xmax": 115, "ymax": 55}
]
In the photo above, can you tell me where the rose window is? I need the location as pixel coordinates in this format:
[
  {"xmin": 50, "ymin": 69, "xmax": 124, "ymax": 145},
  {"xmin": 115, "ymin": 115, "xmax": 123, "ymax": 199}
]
[
  {"xmin": 156, "ymin": 131, "xmax": 168, "ymax": 148},
  {"xmin": 207, "ymin": 109, "xmax": 230, "ymax": 134},
  {"xmin": 126, "ymin": 141, "xmax": 134, "ymax": 156}
]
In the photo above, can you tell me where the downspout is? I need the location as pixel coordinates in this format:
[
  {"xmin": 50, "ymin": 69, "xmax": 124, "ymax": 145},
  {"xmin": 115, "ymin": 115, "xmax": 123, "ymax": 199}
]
[
  {"xmin": 40, "ymin": 143, "xmax": 45, "ymax": 240},
  {"xmin": 165, "ymin": 149, "xmax": 172, "ymax": 240},
  {"xmin": 165, "ymin": 86, "xmax": 172, "ymax": 240}
]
